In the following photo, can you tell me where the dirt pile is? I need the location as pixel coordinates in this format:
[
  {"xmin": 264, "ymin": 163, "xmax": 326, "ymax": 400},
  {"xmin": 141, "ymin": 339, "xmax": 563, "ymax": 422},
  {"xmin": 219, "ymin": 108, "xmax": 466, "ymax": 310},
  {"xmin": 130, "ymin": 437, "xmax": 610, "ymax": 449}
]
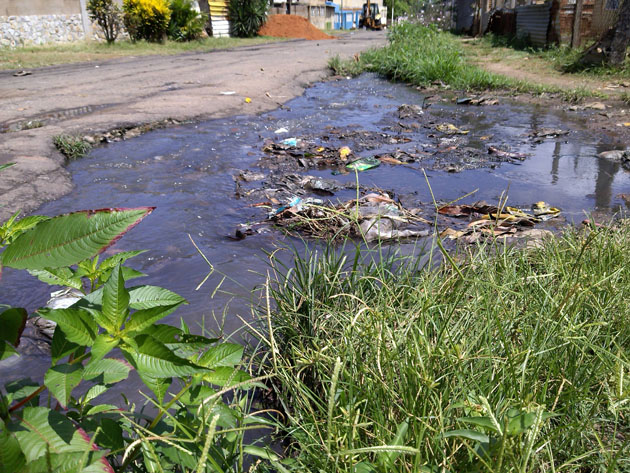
[{"xmin": 259, "ymin": 15, "xmax": 335, "ymax": 40}]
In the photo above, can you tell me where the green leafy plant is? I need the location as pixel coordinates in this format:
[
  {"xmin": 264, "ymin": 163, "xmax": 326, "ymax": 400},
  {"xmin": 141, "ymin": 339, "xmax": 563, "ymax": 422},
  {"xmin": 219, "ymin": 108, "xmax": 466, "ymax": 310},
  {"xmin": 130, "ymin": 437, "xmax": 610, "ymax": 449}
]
[
  {"xmin": 168, "ymin": 0, "xmax": 207, "ymax": 41},
  {"xmin": 228, "ymin": 0, "xmax": 268, "ymax": 38},
  {"xmin": 88, "ymin": 0, "xmax": 123, "ymax": 44},
  {"xmin": 0, "ymin": 205, "xmax": 278, "ymax": 472},
  {"xmin": 444, "ymin": 398, "xmax": 554, "ymax": 471},
  {"xmin": 123, "ymin": 0, "xmax": 171, "ymax": 43},
  {"xmin": 53, "ymin": 134, "xmax": 92, "ymax": 161}
]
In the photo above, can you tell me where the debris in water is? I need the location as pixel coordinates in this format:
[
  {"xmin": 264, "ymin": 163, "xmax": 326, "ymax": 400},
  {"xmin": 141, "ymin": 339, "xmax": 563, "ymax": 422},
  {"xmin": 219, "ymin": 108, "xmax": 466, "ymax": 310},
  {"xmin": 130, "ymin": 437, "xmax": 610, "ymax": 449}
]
[
  {"xmin": 282, "ymin": 137, "xmax": 298, "ymax": 146},
  {"xmin": 456, "ymin": 96, "xmax": 499, "ymax": 106},
  {"xmin": 488, "ymin": 146, "xmax": 528, "ymax": 161},
  {"xmin": 398, "ymin": 104, "xmax": 424, "ymax": 119},
  {"xmin": 529, "ymin": 128, "xmax": 569, "ymax": 139},
  {"xmin": 339, "ymin": 146, "xmax": 352, "ymax": 160},
  {"xmin": 436, "ymin": 123, "xmax": 469, "ymax": 135},
  {"xmin": 346, "ymin": 156, "xmax": 380, "ymax": 172},
  {"xmin": 265, "ymin": 192, "xmax": 431, "ymax": 241},
  {"xmin": 598, "ymin": 149, "xmax": 630, "ymax": 163}
]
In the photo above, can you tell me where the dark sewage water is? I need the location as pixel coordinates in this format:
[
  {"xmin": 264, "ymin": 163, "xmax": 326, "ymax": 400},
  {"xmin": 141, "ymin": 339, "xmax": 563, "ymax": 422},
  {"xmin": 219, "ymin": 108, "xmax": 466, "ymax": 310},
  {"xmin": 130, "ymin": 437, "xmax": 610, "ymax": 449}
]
[{"xmin": 2, "ymin": 73, "xmax": 630, "ymax": 384}]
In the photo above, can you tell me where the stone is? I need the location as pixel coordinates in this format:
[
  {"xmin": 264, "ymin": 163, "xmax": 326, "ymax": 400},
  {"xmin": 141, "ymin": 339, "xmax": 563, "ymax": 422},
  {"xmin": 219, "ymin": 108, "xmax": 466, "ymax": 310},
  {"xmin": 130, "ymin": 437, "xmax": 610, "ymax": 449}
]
[{"xmin": 598, "ymin": 150, "xmax": 630, "ymax": 162}]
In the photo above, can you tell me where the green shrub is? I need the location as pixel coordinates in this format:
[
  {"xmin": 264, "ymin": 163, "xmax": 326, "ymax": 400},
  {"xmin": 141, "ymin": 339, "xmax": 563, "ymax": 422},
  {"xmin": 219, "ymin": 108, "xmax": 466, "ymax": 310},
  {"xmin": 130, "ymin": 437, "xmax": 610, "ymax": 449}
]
[
  {"xmin": 122, "ymin": 0, "xmax": 171, "ymax": 43},
  {"xmin": 228, "ymin": 0, "xmax": 268, "ymax": 38},
  {"xmin": 87, "ymin": 0, "xmax": 123, "ymax": 44},
  {"xmin": 168, "ymin": 0, "xmax": 206, "ymax": 41},
  {"xmin": 0, "ymin": 167, "xmax": 280, "ymax": 472}
]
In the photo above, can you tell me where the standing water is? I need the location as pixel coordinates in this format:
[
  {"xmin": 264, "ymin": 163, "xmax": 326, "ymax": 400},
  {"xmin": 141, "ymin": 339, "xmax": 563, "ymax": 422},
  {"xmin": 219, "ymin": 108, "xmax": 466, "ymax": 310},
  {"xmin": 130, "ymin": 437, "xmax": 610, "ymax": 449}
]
[{"xmin": 2, "ymin": 74, "xmax": 629, "ymax": 383}]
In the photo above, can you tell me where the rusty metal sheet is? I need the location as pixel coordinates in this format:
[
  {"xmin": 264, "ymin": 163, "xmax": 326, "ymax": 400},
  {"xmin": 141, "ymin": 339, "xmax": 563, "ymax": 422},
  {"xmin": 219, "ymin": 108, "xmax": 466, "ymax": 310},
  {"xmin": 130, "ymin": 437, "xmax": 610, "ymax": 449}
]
[{"xmin": 516, "ymin": 2, "xmax": 552, "ymax": 46}]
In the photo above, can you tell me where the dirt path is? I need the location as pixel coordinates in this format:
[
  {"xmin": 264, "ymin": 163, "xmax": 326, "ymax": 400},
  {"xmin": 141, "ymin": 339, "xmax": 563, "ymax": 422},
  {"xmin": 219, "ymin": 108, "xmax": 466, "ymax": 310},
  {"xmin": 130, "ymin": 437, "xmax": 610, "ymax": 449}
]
[
  {"xmin": 459, "ymin": 38, "xmax": 621, "ymax": 93},
  {"xmin": 0, "ymin": 31, "xmax": 386, "ymax": 221}
]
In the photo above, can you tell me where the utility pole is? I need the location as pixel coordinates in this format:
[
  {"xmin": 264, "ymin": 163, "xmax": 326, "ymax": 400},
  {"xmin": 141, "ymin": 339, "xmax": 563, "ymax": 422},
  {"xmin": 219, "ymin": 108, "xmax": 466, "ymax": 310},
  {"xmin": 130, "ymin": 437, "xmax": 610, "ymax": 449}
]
[{"xmin": 341, "ymin": 0, "xmax": 344, "ymax": 29}]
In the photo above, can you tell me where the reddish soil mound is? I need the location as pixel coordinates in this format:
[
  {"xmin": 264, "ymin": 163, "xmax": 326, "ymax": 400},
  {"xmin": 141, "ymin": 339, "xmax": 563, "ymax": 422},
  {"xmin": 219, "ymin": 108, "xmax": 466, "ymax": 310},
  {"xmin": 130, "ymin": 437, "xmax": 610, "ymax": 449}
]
[{"xmin": 259, "ymin": 14, "xmax": 335, "ymax": 40}]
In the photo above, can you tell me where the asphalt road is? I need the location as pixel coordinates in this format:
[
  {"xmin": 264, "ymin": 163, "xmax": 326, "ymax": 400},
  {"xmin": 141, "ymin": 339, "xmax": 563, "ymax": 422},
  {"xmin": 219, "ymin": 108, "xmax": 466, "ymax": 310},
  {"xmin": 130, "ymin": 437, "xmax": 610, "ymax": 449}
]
[{"xmin": 0, "ymin": 30, "xmax": 386, "ymax": 220}]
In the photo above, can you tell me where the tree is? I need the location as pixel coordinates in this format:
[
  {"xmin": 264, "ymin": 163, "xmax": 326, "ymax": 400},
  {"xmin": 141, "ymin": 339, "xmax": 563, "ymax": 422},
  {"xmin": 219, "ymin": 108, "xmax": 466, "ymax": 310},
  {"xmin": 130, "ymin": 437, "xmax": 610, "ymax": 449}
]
[
  {"xmin": 87, "ymin": 0, "xmax": 123, "ymax": 44},
  {"xmin": 579, "ymin": 0, "xmax": 630, "ymax": 66},
  {"xmin": 197, "ymin": 0, "xmax": 214, "ymax": 37}
]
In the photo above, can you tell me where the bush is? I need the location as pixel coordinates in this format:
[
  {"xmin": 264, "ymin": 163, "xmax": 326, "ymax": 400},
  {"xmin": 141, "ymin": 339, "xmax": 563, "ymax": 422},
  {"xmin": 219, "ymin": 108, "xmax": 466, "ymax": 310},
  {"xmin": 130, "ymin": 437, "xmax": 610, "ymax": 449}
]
[
  {"xmin": 122, "ymin": 0, "xmax": 171, "ymax": 43},
  {"xmin": 168, "ymin": 0, "xmax": 206, "ymax": 41},
  {"xmin": 87, "ymin": 0, "xmax": 123, "ymax": 43},
  {"xmin": 228, "ymin": 0, "xmax": 268, "ymax": 38}
]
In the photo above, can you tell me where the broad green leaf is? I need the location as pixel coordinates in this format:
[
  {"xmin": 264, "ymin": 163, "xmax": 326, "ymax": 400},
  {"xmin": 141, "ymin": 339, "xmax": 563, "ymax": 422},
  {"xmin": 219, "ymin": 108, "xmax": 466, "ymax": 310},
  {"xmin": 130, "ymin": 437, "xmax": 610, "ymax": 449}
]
[
  {"xmin": 1, "ymin": 207, "xmax": 154, "ymax": 270},
  {"xmin": 75, "ymin": 285, "xmax": 186, "ymax": 310},
  {"xmin": 39, "ymin": 308, "xmax": 97, "ymax": 346},
  {"xmin": 10, "ymin": 407, "xmax": 77, "ymax": 462},
  {"xmin": 95, "ymin": 418, "xmax": 124, "ymax": 452},
  {"xmin": 83, "ymin": 384, "xmax": 109, "ymax": 404},
  {"xmin": 142, "ymin": 324, "xmax": 182, "ymax": 343},
  {"xmin": 102, "ymin": 265, "xmax": 129, "ymax": 329},
  {"xmin": 83, "ymin": 358, "xmax": 131, "ymax": 385},
  {"xmin": 44, "ymin": 363, "xmax": 84, "ymax": 407},
  {"xmin": 159, "ymin": 445, "xmax": 197, "ymax": 470},
  {"xmin": 0, "ymin": 419, "xmax": 26, "ymax": 473},
  {"xmin": 86, "ymin": 404, "xmax": 120, "ymax": 416},
  {"xmin": 459, "ymin": 416, "xmax": 501, "ymax": 433},
  {"xmin": 0, "ymin": 340, "xmax": 18, "ymax": 361},
  {"xmin": 4, "ymin": 378, "xmax": 40, "ymax": 406},
  {"xmin": 51, "ymin": 326, "xmax": 80, "ymax": 364},
  {"xmin": 100, "ymin": 250, "xmax": 146, "ymax": 270},
  {"xmin": 443, "ymin": 429, "xmax": 490, "ymax": 443},
  {"xmin": 138, "ymin": 373, "xmax": 172, "ymax": 403},
  {"xmin": 128, "ymin": 285, "xmax": 187, "ymax": 309},
  {"xmin": 89, "ymin": 334, "xmax": 120, "ymax": 363},
  {"xmin": 203, "ymin": 367, "xmax": 258, "ymax": 388},
  {"xmin": 124, "ymin": 303, "xmax": 182, "ymax": 334},
  {"xmin": 506, "ymin": 410, "xmax": 555, "ymax": 436},
  {"xmin": 99, "ymin": 266, "xmax": 146, "ymax": 285},
  {"xmin": 24, "ymin": 449, "xmax": 109, "ymax": 473},
  {"xmin": 28, "ymin": 267, "xmax": 83, "ymax": 290},
  {"xmin": 0, "ymin": 163, "xmax": 15, "ymax": 172},
  {"xmin": 382, "ymin": 419, "xmax": 409, "ymax": 468},
  {"xmin": 197, "ymin": 343, "xmax": 244, "ymax": 369},
  {"xmin": 0, "ymin": 307, "xmax": 27, "ymax": 346},
  {"xmin": 122, "ymin": 334, "xmax": 205, "ymax": 378},
  {"xmin": 142, "ymin": 325, "xmax": 219, "ymax": 357},
  {"xmin": 353, "ymin": 461, "xmax": 378, "ymax": 473},
  {"xmin": 243, "ymin": 446, "xmax": 281, "ymax": 462}
]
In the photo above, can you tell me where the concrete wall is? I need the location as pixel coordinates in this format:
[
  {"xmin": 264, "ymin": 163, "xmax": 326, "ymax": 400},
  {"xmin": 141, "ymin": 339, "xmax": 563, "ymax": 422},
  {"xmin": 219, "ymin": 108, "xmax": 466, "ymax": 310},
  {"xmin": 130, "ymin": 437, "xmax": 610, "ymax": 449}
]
[
  {"xmin": 0, "ymin": 0, "xmax": 95, "ymax": 48},
  {"xmin": 1, "ymin": 0, "xmax": 81, "ymax": 16}
]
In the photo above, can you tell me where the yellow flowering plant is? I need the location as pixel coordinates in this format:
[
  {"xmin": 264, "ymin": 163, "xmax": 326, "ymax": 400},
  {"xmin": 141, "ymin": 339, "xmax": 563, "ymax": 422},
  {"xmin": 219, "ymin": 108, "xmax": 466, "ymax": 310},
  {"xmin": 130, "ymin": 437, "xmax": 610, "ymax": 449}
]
[{"xmin": 123, "ymin": 0, "xmax": 171, "ymax": 42}]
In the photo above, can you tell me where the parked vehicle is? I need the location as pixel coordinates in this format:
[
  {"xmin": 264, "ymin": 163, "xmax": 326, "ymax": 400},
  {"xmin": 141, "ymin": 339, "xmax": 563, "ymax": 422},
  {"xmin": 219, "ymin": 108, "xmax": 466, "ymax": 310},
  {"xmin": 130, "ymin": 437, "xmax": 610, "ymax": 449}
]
[{"xmin": 359, "ymin": 3, "xmax": 383, "ymax": 30}]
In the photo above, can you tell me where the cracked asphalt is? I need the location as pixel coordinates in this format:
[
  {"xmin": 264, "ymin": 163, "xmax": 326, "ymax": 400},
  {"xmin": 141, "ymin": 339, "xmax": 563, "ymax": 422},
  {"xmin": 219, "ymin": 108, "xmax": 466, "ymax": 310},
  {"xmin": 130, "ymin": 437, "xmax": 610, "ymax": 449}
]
[{"xmin": 0, "ymin": 31, "xmax": 386, "ymax": 220}]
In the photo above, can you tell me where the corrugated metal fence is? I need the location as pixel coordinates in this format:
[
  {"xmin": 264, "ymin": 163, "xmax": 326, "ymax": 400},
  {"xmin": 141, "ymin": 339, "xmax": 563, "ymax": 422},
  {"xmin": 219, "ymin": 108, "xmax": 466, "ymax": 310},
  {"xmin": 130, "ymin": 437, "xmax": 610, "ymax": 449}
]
[
  {"xmin": 209, "ymin": 0, "xmax": 230, "ymax": 37},
  {"xmin": 516, "ymin": 2, "xmax": 552, "ymax": 46}
]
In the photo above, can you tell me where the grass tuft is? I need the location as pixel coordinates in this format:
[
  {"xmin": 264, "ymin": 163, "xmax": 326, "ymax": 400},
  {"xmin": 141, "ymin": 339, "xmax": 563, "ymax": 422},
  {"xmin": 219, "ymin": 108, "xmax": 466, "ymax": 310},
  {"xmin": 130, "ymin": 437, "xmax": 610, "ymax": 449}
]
[
  {"xmin": 53, "ymin": 134, "xmax": 92, "ymax": 160},
  {"xmin": 332, "ymin": 23, "xmax": 609, "ymax": 99},
  {"xmin": 257, "ymin": 224, "xmax": 630, "ymax": 472}
]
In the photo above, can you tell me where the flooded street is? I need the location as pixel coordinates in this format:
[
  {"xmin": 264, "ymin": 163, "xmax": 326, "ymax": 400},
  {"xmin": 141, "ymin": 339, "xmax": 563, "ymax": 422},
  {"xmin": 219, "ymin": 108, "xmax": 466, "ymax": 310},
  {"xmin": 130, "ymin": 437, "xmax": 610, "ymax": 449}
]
[{"xmin": 2, "ymin": 73, "xmax": 630, "ymax": 382}]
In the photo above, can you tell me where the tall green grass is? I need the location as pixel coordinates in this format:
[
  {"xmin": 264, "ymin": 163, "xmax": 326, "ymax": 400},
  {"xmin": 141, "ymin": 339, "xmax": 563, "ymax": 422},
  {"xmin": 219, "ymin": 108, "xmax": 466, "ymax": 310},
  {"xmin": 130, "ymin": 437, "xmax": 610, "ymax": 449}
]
[
  {"xmin": 331, "ymin": 23, "xmax": 600, "ymax": 96},
  {"xmin": 255, "ymin": 226, "xmax": 630, "ymax": 472}
]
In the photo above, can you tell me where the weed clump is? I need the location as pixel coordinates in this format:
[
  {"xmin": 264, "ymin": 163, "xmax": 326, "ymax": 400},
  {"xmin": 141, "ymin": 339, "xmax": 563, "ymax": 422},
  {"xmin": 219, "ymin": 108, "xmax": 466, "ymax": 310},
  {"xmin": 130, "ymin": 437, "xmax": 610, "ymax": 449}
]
[{"xmin": 53, "ymin": 134, "xmax": 92, "ymax": 160}]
